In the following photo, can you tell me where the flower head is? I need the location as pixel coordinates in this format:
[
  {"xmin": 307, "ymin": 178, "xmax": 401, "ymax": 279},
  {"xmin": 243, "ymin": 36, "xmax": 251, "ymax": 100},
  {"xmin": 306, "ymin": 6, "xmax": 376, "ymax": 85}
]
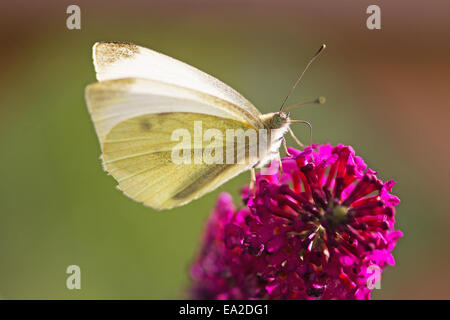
[{"xmin": 190, "ymin": 144, "xmax": 402, "ymax": 299}]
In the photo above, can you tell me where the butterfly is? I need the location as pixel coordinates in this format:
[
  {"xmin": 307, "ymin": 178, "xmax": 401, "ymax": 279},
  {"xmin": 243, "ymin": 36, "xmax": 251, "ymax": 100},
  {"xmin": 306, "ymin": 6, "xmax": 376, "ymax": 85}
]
[{"xmin": 85, "ymin": 42, "xmax": 325, "ymax": 209}]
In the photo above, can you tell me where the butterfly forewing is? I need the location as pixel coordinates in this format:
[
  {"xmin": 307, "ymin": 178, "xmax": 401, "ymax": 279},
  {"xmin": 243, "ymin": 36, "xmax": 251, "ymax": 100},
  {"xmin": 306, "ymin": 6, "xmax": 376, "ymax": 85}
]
[{"xmin": 93, "ymin": 42, "xmax": 263, "ymax": 124}]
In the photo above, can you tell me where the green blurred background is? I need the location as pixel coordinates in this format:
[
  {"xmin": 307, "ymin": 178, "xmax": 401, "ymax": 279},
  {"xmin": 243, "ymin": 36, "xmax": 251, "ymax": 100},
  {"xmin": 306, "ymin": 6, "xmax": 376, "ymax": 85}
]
[{"xmin": 0, "ymin": 0, "xmax": 449, "ymax": 299}]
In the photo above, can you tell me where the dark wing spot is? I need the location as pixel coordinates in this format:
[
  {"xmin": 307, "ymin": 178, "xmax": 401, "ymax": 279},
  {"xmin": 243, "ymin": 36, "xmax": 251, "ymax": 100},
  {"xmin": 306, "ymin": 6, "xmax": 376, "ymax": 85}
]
[{"xmin": 140, "ymin": 119, "xmax": 152, "ymax": 131}]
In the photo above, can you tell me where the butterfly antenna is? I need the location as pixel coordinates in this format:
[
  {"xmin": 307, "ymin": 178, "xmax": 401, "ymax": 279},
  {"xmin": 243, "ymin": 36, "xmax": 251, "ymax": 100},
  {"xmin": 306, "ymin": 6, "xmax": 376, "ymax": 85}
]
[
  {"xmin": 283, "ymin": 96, "xmax": 326, "ymax": 112},
  {"xmin": 280, "ymin": 44, "xmax": 326, "ymax": 112}
]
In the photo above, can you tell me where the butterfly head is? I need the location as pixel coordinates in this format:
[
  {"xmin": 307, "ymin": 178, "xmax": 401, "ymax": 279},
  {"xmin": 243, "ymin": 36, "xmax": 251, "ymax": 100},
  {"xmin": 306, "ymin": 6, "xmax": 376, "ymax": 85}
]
[{"xmin": 270, "ymin": 111, "xmax": 290, "ymax": 129}]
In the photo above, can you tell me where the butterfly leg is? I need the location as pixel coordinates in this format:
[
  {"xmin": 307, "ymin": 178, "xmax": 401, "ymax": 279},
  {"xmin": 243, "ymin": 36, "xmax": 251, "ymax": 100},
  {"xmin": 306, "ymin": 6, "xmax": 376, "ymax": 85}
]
[
  {"xmin": 282, "ymin": 137, "xmax": 292, "ymax": 157},
  {"xmin": 250, "ymin": 167, "xmax": 256, "ymax": 195},
  {"xmin": 278, "ymin": 155, "xmax": 284, "ymax": 181},
  {"xmin": 289, "ymin": 128, "xmax": 305, "ymax": 149}
]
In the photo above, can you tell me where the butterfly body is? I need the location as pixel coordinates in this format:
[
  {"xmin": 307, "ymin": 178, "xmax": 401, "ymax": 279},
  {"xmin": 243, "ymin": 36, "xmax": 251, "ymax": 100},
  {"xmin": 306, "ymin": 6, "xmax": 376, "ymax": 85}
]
[{"xmin": 254, "ymin": 112, "xmax": 291, "ymax": 168}]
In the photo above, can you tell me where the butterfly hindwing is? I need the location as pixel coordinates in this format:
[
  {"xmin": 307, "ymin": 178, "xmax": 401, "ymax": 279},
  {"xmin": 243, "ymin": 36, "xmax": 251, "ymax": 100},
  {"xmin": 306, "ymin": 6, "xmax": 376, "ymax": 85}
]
[{"xmin": 101, "ymin": 112, "xmax": 256, "ymax": 209}]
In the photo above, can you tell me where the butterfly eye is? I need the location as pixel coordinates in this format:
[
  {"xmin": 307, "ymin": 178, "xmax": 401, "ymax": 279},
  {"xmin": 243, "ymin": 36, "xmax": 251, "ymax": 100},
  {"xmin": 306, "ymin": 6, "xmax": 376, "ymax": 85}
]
[{"xmin": 272, "ymin": 114, "xmax": 283, "ymax": 128}]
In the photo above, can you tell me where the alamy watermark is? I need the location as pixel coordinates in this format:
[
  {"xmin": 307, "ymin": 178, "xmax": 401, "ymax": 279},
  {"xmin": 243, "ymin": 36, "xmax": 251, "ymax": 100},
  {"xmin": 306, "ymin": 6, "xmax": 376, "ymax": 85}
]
[
  {"xmin": 366, "ymin": 264, "xmax": 382, "ymax": 290},
  {"xmin": 170, "ymin": 121, "xmax": 276, "ymax": 165},
  {"xmin": 66, "ymin": 5, "xmax": 81, "ymax": 30},
  {"xmin": 66, "ymin": 265, "xmax": 81, "ymax": 290},
  {"xmin": 366, "ymin": 5, "xmax": 381, "ymax": 30}
]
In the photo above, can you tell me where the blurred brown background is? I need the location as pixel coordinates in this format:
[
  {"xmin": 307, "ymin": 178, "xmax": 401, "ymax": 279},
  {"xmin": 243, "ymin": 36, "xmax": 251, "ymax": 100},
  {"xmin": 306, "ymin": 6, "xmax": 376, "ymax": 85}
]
[{"xmin": 0, "ymin": 0, "xmax": 449, "ymax": 299}]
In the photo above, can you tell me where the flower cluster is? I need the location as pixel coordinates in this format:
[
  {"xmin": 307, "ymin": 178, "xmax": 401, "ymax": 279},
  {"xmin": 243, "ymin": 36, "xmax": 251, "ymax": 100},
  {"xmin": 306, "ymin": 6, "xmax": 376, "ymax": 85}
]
[{"xmin": 190, "ymin": 144, "xmax": 402, "ymax": 299}]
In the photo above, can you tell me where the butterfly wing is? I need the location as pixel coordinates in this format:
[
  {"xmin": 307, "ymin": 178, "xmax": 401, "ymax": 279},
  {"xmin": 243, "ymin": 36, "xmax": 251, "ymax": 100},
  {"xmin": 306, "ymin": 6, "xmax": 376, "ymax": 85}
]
[
  {"xmin": 86, "ymin": 78, "xmax": 260, "ymax": 209},
  {"xmin": 92, "ymin": 42, "xmax": 263, "ymax": 126},
  {"xmin": 85, "ymin": 78, "xmax": 262, "ymax": 141}
]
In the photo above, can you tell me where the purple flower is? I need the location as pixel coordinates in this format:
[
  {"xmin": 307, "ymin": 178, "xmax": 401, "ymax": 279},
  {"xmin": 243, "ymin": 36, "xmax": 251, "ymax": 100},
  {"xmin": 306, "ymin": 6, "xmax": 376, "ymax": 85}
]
[{"xmin": 190, "ymin": 144, "xmax": 403, "ymax": 300}]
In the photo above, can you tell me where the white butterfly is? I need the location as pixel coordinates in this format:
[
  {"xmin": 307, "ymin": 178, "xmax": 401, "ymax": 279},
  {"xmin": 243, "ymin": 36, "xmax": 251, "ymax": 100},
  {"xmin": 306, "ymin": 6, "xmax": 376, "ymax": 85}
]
[{"xmin": 85, "ymin": 42, "xmax": 325, "ymax": 209}]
